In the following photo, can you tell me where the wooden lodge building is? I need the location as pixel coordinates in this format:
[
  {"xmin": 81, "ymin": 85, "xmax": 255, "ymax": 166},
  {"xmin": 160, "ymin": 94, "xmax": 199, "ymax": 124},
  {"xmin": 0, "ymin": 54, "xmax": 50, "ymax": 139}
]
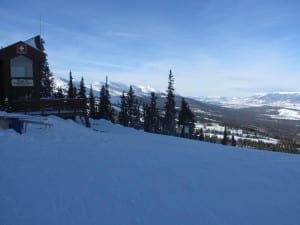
[
  {"xmin": 0, "ymin": 36, "xmax": 87, "ymax": 120},
  {"xmin": 0, "ymin": 36, "xmax": 44, "ymax": 102}
]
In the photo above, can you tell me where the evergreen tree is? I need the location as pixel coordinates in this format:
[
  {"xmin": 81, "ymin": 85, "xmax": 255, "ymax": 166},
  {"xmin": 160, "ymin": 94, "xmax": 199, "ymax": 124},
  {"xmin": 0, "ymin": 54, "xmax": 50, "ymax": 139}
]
[
  {"xmin": 105, "ymin": 76, "xmax": 114, "ymax": 122},
  {"xmin": 231, "ymin": 134, "xmax": 237, "ymax": 146},
  {"xmin": 221, "ymin": 127, "xmax": 228, "ymax": 145},
  {"xmin": 132, "ymin": 99, "xmax": 142, "ymax": 129},
  {"xmin": 119, "ymin": 91, "xmax": 129, "ymax": 126},
  {"xmin": 73, "ymin": 87, "xmax": 77, "ymax": 98},
  {"xmin": 67, "ymin": 71, "xmax": 75, "ymax": 98},
  {"xmin": 74, "ymin": 77, "xmax": 87, "ymax": 115},
  {"xmin": 163, "ymin": 70, "xmax": 176, "ymax": 135},
  {"xmin": 98, "ymin": 85, "xmax": 106, "ymax": 118},
  {"xmin": 199, "ymin": 128, "xmax": 205, "ymax": 141},
  {"xmin": 77, "ymin": 77, "xmax": 86, "ymax": 99},
  {"xmin": 143, "ymin": 103, "xmax": 150, "ymax": 132},
  {"xmin": 178, "ymin": 98, "xmax": 195, "ymax": 136},
  {"xmin": 54, "ymin": 87, "xmax": 64, "ymax": 98},
  {"xmin": 98, "ymin": 76, "xmax": 113, "ymax": 121},
  {"xmin": 148, "ymin": 92, "xmax": 160, "ymax": 133},
  {"xmin": 39, "ymin": 37, "xmax": 54, "ymax": 98},
  {"xmin": 127, "ymin": 85, "xmax": 141, "ymax": 128},
  {"xmin": 127, "ymin": 85, "xmax": 135, "ymax": 123},
  {"xmin": 88, "ymin": 84, "xmax": 96, "ymax": 119}
]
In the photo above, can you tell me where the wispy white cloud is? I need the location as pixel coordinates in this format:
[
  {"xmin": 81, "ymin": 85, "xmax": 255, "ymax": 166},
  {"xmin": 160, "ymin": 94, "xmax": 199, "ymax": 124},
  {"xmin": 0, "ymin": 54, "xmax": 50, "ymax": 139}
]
[{"xmin": 104, "ymin": 32, "xmax": 143, "ymax": 39}]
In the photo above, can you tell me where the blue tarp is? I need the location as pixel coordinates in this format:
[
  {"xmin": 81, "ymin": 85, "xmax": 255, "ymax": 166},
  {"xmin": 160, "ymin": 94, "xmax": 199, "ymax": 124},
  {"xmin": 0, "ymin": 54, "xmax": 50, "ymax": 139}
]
[{"xmin": 10, "ymin": 118, "xmax": 24, "ymax": 134}]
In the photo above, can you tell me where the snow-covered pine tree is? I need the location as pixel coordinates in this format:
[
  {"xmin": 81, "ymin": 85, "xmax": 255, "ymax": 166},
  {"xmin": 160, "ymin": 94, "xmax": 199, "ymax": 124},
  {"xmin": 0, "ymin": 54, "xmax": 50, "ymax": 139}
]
[{"xmin": 163, "ymin": 70, "xmax": 176, "ymax": 135}]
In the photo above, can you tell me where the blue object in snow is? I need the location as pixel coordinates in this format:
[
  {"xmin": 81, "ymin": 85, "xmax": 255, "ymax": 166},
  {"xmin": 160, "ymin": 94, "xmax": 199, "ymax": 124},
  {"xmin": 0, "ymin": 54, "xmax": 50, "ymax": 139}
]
[{"xmin": 10, "ymin": 118, "xmax": 24, "ymax": 134}]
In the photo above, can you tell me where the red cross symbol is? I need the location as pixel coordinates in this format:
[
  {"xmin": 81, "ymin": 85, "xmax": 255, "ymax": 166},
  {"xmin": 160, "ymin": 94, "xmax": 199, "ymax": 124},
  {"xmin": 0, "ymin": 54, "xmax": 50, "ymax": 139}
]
[
  {"xmin": 16, "ymin": 44, "xmax": 27, "ymax": 54},
  {"xmin": 18, "ymin": 45, "xmax": 24, "ymax": 52}
]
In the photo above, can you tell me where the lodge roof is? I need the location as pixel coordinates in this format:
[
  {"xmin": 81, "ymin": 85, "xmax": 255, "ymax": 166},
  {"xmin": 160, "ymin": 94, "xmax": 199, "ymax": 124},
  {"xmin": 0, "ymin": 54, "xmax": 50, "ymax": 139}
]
[{"xmin": 0, "ymin": 35, "xmax": 44, "ymax": 56}]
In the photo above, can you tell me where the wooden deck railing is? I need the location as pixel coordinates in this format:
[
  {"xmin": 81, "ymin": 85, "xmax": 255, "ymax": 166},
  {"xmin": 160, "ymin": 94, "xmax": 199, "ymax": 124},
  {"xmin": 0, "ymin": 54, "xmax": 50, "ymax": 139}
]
[{"xmin": 4, "ymin": 98, "xmax": 87, "ymax": 117}]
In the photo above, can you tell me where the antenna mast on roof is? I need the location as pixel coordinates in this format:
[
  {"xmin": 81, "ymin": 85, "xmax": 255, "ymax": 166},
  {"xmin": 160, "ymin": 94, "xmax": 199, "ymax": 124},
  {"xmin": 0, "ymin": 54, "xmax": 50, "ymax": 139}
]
[{"xmin": 39, "ymin": 15, "xmax": 42, "ymax": 37}]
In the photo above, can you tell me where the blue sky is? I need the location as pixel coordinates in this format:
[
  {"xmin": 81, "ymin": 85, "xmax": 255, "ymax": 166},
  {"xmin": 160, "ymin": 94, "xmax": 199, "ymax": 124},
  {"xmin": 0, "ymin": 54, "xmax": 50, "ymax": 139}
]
[{"xmin": 1, "ymin": 0, "xmax": 300, "ymax": 96}]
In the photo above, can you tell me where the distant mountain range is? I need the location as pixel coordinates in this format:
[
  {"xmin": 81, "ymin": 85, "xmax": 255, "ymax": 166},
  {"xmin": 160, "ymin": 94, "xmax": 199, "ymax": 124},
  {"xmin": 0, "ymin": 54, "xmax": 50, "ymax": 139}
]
[
  {"xmin": 53, "ymin": 76, "xmax": 300, "ymax": 139},
  {"xmin": 193, "ymin": 93, "xmax": 300, "ymax": 109},
  {"xmin": 54, "ymin": 76, "xmax": 300, "ymax": 109},
  {"xmin": 55, "ymin": 77, "xmax": 300, "ymax": 110}
]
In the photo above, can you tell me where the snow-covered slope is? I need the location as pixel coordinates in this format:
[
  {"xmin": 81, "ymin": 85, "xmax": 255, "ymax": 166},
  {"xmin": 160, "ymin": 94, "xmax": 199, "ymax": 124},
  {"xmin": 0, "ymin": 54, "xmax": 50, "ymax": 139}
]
[{"xmin": 1, "ymin": 115, "xmax": 300, "ymax": 225}]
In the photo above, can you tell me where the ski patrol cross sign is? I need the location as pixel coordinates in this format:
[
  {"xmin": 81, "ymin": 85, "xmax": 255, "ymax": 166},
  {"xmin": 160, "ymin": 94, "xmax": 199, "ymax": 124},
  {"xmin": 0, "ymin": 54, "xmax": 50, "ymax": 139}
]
[{"xmin": 16, "ymin": 44, "xmax": 27, "ymax": 54}]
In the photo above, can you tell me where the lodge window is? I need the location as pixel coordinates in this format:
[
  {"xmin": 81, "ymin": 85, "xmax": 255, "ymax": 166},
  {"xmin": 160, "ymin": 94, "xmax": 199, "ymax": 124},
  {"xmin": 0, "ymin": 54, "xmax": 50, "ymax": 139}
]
[{"xmin": 10, "ymin": 55, "xmax": 33, "ymax": 78}]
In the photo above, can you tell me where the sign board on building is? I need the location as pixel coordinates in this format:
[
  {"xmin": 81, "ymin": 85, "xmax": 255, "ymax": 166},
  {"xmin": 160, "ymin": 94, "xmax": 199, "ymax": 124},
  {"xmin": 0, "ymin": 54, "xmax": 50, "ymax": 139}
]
[{"xmin": 11, "ymin": 79, "xmax": 34, "ymax": 87}]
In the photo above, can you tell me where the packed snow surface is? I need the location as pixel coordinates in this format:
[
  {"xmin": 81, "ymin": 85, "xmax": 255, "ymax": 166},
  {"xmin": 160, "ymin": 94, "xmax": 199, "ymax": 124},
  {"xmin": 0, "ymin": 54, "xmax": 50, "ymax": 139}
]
[{"xmin": 1, "ymin": 116, "xmax": 300, "ymax": 225}]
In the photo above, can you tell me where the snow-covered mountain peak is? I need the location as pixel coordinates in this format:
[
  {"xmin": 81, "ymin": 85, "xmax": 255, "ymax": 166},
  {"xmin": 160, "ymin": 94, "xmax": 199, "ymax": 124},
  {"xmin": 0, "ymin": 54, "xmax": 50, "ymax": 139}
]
[
  {"xmin": 136, "ymin": 85, "xmax": 158, "ymax": 94},
  {"xmin": 53, "ymin": 76, "xmax": 159, "ymax": 106},
  {"xmin": 52, "ymin": 76, "xmax": 162, "ymax": 99}
]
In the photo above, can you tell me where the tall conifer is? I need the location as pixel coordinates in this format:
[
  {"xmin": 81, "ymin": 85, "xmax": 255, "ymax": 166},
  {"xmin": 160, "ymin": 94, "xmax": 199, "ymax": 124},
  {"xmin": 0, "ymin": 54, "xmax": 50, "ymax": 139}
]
[
  {"xmin": 231, "ymin": 134, "xmax": 237, "ymax": 146},
  {"xmin": 222, "ymin": 127, "xmax": 228, "ymax": 145},
  {"xmin": 67, "ymin": 71, "xmax": 75, "ymax": 98},
  {"xmin": 89, "ymin": 85, "xmax": 96, "ymax": 118},
  {"xmin": 199, "ymin": 128, "xmax": 205, "ymax": 141},
  {"xmin": 98, "ymin": 76, "xmax": 113, "ymax": 121},
  {"xmin": 146, "ymin": 92, "xmax": 160, "ymax": 133},
  {"xmin": 163, "ymin": 70, "xmax": 176, "ymax": 135},
  {"xmin": 39, "ymin": 37, "xmax": 54, "ymax": 98},
  {"xmin": 119, "ymin": 91, "xmax": 129, "ymax": 126},
  {"xmin": 77, "ymin": 77, "xmax": 86, "ymax": 99},
  {"xmin": 178, "ymin": 98, "xmax": 195, "ymax": 137},
  {"xmin": 127, "ymin": 86, "xmax": 141, "ymax": 128}
]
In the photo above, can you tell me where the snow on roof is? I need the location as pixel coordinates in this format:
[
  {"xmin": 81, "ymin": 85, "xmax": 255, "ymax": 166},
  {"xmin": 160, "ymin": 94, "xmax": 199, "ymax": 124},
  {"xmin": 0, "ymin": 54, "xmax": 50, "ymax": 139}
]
[
  {"xmin": 24, "ymin": 37, "xmax": 37, "ymax": 49},
  {"xmin": 23, "ymin": 36, "xmax": 42, "ymax": 51}
]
